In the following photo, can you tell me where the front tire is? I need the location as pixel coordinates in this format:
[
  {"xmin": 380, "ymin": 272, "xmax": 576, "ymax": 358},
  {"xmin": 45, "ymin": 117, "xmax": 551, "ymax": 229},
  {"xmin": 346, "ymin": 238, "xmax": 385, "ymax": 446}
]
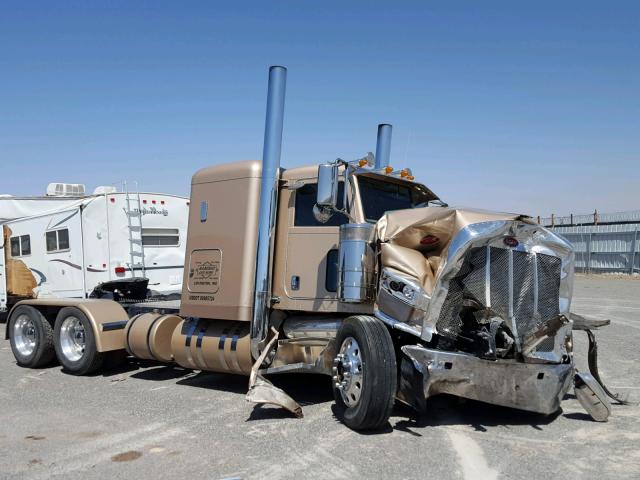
[
  {"xmin": 332, "ymin": 315, "xmax": 397, "ymax": 431},
  {"xmin": 54, "ymin": 307, "xmax": 105, "ymax": 375},
  {"xmin": 9, "ymin": 305, "xmax": 56, "ymax": 368}
]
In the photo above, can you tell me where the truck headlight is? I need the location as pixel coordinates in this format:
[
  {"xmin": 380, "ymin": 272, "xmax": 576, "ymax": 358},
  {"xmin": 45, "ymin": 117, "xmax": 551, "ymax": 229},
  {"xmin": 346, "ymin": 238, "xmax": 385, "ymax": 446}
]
[{"xmin": 380, "ymin": 268, "xmax": 429, "ymax": 311}]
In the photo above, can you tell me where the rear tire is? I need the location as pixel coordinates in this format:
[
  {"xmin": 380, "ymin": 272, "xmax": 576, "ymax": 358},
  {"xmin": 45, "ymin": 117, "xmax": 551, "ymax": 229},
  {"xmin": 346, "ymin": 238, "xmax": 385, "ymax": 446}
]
[
  {"xmin": 54, "ymin": 307, "xmax": 105, "ymax": 375},
  {"xmin": 332, "ymin": 315, "xmax": 397, "ymax": 431},
  {"xmin": 8, "ymin": 305, "xmax": 56, "ymax": 368}
]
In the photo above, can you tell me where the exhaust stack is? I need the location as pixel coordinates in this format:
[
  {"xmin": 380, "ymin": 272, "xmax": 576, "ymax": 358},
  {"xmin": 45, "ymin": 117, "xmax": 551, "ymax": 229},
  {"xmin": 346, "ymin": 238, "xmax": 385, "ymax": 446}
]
[
  {"xmin": 374, "ymin": 123, "xmax": 392, "ymax": 169},
  {"xmin": 251, "ymin": 66, "xmax": 287, "ymax": 358}
]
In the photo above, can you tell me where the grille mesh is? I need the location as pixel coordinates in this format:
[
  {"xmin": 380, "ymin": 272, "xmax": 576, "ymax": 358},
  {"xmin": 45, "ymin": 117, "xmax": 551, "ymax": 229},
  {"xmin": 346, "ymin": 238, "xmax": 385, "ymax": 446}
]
[{"xmin": 436, "ymin": 246, "xmax": 562, "ymax": 345}]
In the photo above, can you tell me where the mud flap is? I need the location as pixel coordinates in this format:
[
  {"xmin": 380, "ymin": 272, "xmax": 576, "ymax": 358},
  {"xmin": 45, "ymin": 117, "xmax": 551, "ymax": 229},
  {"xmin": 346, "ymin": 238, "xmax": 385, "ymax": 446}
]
[
  {"xmin": 245, "ymin": 327, "xmax": 303, "ymax": 418},
  {"xmin": 574, "ymin": 371, "xmax": 611, "ymax": 422}
]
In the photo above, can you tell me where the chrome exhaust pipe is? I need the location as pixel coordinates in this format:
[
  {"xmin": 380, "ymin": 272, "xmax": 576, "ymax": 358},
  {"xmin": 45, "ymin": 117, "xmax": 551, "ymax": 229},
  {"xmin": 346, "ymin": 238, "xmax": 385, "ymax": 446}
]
[
  {"xmin": 251, "ymin": 66, "xmax": 287, "ymax": 358},
  {"xmin": 374, "ymin": 123, "xmax": 392, "ymax": 169}
]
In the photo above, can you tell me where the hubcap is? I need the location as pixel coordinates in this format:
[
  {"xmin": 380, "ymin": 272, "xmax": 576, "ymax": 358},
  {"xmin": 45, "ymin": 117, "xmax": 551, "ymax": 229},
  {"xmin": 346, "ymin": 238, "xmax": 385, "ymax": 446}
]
[
  {"xmin": 60, "ymin": 316, "xmax": 86, "ymax": 362},
  {"xmin": 333, "ymin": 336, "xmax": 363, "ymax": 407},
  {"xmin": 13, "ymin": 314, "xmax": 37, "ymax": 356}
]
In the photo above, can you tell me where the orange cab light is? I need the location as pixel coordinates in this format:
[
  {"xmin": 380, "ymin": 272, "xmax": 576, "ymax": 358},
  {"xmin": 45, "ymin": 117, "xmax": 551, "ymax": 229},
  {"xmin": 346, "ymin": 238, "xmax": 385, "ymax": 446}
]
[
  {"xmin": 400, "ymin": 169, "xmax": 409, "ymax": 178},
  {"xmin": 384, "ymin": 166, "xmax": 394, "ymax": 174},
  {"xmin": 408, "ymin": 175, "xmax": 415, "ymax": 181},
  {"xmin": 358, "ymin": 159, "xmax": 368, "ymax": 167}
]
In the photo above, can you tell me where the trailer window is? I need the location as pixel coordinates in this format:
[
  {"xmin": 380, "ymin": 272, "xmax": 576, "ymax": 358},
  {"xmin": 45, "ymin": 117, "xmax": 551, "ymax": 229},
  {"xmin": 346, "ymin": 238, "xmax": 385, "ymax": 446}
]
[
  {"xmin": 46, "ymin": 229, "xmax": 70, "ymax": 252},
  {"xmin": 10, "ymin": 235, "xmax": 31, "ymax": 257},
  {"xmin": 142, "ymin": 228, "xmax": 180, "ymax": 247},
  {"xmin": 294, "ymin": 182, "xmax": 347, "ymax": 227}
]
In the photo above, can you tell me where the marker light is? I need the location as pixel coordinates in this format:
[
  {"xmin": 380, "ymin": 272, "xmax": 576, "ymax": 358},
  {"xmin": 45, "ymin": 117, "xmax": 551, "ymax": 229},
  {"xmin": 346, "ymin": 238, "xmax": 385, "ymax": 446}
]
[
  {"xmin": 152, "ymin": 200, "xmax": 157, "ymax": 205},
  {"xmin": 400, "ymin": 169, "xmax": 409, "ymax": 178},
  {"xmin": 384, "ymin": 166, "xmax": 394, "ymax": 174},
  {"xmin": 504, "ymin": 236, "xmax": 519, "ymax": 247},
  {"xmin": 115, "ymin": 266, "xmax": 126, "ymax": 274},
  {"xmin": 110, "ymin": 197, "xmax": 115, "ymax": 203},
  {"xmin": 143, "ymin": 199, "xmax": 147, "ymax": 204},
  {"xmin": 420, "ymin": 235, "xmax": 440, "ymax": 246},
  {"xmin": 408, "ymin": 175, "xmax": 415, "ymax": 181},
  {"xmin": 358, "ymin": 159, "xmax": 368, "ymax": 167}
]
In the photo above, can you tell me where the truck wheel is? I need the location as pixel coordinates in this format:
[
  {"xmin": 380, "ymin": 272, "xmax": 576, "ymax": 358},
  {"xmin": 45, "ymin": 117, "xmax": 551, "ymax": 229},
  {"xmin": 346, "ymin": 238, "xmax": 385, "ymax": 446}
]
[
  {"xmin": 332, "ymin": 315, "xmax": 397, "ymax": 431},
  {"xmin": 9, "ymin": 305, "xmax": 56, "ymax": 368},
  {"xmin": 54, "ymin": 307, "xmax": 105, "ymax": 375}
]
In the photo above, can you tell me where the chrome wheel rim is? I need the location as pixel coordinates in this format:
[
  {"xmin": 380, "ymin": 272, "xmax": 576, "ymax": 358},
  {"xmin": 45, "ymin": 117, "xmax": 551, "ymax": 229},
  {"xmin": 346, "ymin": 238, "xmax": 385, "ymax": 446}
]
[
  {"xmin": 13, "ymin": 314, "xmax": 37, "ymax": 357},
  {"xmin": 60, "ymin": 316, "xmax": 86, "ymax": 362},
  {"xmin": 333, "ymin": 336, "xmax": 363, "ymax": 407}
]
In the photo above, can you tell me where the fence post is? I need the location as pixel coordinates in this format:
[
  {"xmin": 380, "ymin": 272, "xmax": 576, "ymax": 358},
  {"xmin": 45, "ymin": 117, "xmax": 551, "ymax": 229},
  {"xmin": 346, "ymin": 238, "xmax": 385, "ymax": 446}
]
[
  {"xmin": 631, "ymin": 229, "xmax": 638, "ymax": 275},
  {"xmin": 587, "ymin": 233, "xmax": 592, "ymax": 274}
]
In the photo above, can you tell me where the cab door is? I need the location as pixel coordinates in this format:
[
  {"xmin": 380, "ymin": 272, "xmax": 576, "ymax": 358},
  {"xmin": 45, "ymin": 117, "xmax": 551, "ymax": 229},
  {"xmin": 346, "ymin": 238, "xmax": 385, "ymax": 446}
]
[{"xmin": 282, "ymin": 182, "xmax": 347, "ymax": 301}]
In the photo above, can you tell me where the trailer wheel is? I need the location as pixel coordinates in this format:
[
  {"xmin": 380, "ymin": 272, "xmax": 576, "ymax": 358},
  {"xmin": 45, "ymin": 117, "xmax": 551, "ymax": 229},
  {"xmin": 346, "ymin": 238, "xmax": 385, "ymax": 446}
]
[
  {"xmin": 8, "ymin": 305, "xmax": 56, "ymax": 368},
  {"xmin": 54, "ymin": 307, "xmax": 105, "ymax": 375},
  {"xmin": 332, "ymin": 315, "xmax": 397, "ymax": 431}
]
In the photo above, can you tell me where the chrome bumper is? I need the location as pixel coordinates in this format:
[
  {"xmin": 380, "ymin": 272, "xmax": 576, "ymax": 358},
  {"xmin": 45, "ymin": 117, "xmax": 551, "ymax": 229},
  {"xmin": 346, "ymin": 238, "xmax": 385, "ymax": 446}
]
[{"xmin": 400, "ymin": 345, "xmax": 574, "ymax": 415}]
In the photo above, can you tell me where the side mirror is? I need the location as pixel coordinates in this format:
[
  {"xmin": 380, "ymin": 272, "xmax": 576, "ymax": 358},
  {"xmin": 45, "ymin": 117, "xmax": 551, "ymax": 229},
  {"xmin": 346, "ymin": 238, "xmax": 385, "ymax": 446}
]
[
  {"xmin": 314, "ymin": 163, "xmax": 339, "ymax": 224},
  {"xmin": 316, "ymin": 163, "xmax": 339, "ymax": 208}
]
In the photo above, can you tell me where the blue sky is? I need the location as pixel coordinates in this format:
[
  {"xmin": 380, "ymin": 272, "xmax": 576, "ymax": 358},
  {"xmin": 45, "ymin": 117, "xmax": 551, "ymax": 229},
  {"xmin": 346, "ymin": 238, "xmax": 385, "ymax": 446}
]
[{"xmin": 1, "ymin": 1, "xmax": 638, "ymax": 216}]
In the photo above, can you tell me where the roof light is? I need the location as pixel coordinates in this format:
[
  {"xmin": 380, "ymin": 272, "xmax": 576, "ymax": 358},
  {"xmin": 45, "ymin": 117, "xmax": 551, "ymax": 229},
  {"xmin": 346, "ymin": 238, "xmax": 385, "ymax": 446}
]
[
  {"xmin": 408, "ymin": 175, "xmax": 415, "ymax": 181},
  {"xmin": 358, "ymin": 159, "xmax": 368, "ymax": 167},
  {"xmin": 400, "ymin": 169, "xmax": 409, "ymax": 178},
  {"xmin": 384, "ymin": 166, "xmax": 393, "ymax": 174}
]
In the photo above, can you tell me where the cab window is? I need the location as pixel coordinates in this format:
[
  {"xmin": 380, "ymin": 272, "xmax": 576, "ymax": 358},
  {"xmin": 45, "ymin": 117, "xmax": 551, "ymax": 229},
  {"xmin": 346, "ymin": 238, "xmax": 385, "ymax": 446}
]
[{"xmin": 294, "ymin": 182, "xmax": 347, "ymax": 227}]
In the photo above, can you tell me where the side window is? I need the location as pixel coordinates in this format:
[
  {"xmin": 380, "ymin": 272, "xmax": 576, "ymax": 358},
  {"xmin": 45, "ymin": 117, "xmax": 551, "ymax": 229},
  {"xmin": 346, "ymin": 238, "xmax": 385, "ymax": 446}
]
[
  {"xmin": 294, "ymin": 182, "xmax": 347, "ymax": 227},
  {"xmin": 10, "ymin": 235, "xmax": 31, "ymax": 257},
  {"xmin": 10, "ymin": 237, "xmax": 20, "ymax": 257},
  {"xmin": 20, "ymin": 235, "xmax": 31, "ymax": 256},
  {"xmin": 325, "ymin": 249, "xmax": 339, "ymax": 292},
  {"xmin": 46, "ymin": 229, "xmax": 70, "ymax": 253},
  {"xmin": 142, "ymin": 228, "xmax": 180, "ymax": 246}
]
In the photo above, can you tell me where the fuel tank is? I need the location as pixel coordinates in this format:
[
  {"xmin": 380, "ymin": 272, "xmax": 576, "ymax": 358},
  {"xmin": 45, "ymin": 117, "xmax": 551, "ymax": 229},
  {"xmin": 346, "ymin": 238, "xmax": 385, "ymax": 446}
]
[{"xmin": 171, "ymin": 318, "xmax": 252, "ymax": 375}]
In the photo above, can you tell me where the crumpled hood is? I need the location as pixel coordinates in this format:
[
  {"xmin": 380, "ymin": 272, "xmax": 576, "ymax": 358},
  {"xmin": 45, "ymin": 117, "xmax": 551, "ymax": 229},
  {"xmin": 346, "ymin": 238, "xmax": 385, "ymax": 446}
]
[
  {"xmin": 374, "ymin": 207, "xmax": 534, "ymax": 294},
  {"xmin": 376, "ymin": 206, "xmax": 532, "ymax": 250}
]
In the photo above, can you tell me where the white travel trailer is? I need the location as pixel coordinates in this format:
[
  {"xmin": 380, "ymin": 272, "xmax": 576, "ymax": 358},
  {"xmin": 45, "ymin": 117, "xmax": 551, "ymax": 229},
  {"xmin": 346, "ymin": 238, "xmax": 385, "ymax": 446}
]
[{"xmin": 0, "ymin": 185, "xmax": 189, "ymax": 313}]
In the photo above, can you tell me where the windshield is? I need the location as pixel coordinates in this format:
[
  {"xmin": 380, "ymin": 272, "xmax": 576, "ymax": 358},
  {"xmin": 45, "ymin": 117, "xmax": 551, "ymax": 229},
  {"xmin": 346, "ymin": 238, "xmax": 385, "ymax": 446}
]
[{"xmin": 357, "ymin": 175, "xmax": 439, "ymax": 223}]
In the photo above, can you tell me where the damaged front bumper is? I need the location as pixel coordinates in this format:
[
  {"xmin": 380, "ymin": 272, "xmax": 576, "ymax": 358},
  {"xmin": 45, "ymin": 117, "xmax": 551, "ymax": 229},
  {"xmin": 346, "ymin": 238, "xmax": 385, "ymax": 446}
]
[{"xmin": 399, "ymin": 345, "xmax": 574, "ymax": 415}]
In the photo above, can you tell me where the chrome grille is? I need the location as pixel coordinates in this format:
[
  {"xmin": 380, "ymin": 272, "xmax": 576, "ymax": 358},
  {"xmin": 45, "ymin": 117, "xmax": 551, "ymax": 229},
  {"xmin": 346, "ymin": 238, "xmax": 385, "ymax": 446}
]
[{"xmin": 436, "ymin": 246, "xmax": 562, "ymax": 345}]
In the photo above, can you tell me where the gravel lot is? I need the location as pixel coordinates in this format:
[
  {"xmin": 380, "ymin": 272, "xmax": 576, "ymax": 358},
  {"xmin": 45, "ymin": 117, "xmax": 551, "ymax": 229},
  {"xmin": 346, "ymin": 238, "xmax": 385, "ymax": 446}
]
[{"xmin": 1, "ymin": 275, "xmax": 639, "ymax": 480}]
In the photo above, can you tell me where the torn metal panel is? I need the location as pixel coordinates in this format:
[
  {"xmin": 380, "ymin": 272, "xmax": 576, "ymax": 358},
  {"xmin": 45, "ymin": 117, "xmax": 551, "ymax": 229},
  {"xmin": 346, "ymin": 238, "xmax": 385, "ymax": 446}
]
[
  {"xmin": 401, "ymin": 345, "xmax": 574, "ymax": 415},
  {"xmin": 245, "ymin": 327, "xmax": 303, "ymax": 418}
]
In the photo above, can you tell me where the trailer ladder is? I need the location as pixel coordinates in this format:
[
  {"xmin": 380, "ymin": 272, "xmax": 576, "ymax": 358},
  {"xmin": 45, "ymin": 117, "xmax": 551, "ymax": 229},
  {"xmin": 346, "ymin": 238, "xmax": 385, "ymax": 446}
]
[{"xmin": 123, "ymin": 181, "xmax": 146, "ymax": 278}]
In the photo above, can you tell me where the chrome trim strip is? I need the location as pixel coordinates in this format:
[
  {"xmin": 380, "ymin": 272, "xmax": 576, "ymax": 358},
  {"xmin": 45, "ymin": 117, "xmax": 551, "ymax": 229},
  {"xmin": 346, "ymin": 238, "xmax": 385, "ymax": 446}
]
[
  {"xmin": 533, "ymin": 252, "xmax": 539, "ymax": 318},
  {"xmin": 484, "ymin": 245, "xmax": 491, "ymax": 307},
  {"xmin": 374, "ymin": 308, "xmax": 422, "ymax": 337}
]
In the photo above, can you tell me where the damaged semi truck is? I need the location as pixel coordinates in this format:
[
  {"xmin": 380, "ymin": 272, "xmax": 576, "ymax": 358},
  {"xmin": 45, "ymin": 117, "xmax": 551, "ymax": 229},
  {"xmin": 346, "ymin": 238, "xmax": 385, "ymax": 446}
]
[{"xmin": 5, "ymin": 66, "xmax": 619, "ymax": 430}]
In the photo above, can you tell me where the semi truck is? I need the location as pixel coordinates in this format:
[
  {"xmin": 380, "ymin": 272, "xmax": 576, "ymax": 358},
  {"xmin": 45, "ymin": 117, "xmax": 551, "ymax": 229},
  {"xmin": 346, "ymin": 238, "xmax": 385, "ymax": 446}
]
[{"xmin": 4, "ymin": 66, "xmax": 618, "ymax": 430}]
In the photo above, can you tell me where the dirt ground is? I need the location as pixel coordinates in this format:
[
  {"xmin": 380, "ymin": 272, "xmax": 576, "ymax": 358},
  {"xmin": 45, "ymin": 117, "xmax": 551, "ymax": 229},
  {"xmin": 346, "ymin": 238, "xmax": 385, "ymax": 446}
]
[{"xmin": 1, "ymin": 275, "xmax": 639, "ymax": 480}]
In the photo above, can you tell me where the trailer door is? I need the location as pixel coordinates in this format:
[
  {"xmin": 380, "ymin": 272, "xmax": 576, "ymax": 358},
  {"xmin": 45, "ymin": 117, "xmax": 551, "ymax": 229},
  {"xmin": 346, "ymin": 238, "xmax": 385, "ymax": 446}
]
[{"xmin": 45, "ymin": 208, "xmax": 85, "ymax": 298}]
